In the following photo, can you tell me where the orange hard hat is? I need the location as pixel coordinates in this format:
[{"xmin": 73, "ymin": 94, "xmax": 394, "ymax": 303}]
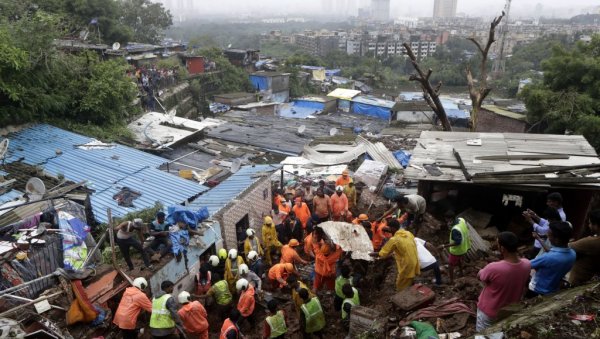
[
  {"xmin": 358, "ymin": 214, "xmax": 369, "ymax": 221},
  {"xmin": 284, "ymin": 263, "xmax": 294, "ymax": 273},
  {"xmin": 288, "ymin": 239, "xmax": 300, "ymax": 247},
  {"xmin": 342, "ymin": 170, "xmax": 349, "ymax": 176}
]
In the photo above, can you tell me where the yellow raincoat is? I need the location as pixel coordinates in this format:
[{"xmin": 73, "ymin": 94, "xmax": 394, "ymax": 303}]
[
  {"xmin": 262, "ymin": 216, "xmax": 282, "ymax": 265},
  {"xmin": 244, "ymin": 236, "xmax": 264, "ymax": 258},
  {"xmin": 379, "ymin": 229, "xmax": 420, "ymax": 291},
  {"xmin": 225, "ymin": 256, "xmax": 245, "ymax": 291}
]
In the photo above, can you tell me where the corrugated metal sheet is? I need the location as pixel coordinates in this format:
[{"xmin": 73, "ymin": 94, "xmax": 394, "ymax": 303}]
[
  {"xmin": 188, "ymin": 165, "xmax": 280, "ymax": 216},
  {"xmin": 0, "ymin": 190, "xmax": 23, "ymax": 205},
  {"xmin": 357, "ymin": 135, "xmax": 402, "ymax": 169},
  {"xmin": 5, "ymin": 124, "xmax": 209, "ymax": 222}
]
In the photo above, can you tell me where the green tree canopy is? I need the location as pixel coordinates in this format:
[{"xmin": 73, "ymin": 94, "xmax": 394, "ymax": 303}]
[
  {"xmin": 119, "ymin": 0, "xmax": 172, "ymax": 44},
  {"xmin": 521, "ymin": 34, "xmax": 600, "ymax": 150}
]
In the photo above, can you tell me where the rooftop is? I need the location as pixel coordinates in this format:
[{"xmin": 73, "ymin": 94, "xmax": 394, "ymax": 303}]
[
  {"xmin": 327, "ymin": 88, "xmax": 361, "ymax": 100},
  {"xmin": 213, "ymin": 92, "xmax": 256, "ymax": 99},
  {"xmin": 392, "ymin": 101, "xmax": 433, "ymax": 112},
  {"xmin": 481, "ymin": 105, "xmax": 528, "ymax": 121},
  {"xmin": 3, "ymin": 125, "xmax": 209, "ymax": 222},
  {"xmin": 405, "ymin": 131, "xmax": 600, "ymax": 185},
  {"xmin": 352, "ymin": 95, "xmax": 396, "ymax": 109},
  {"xmin": 250, "ymin": 71, "xmax": 290, "ymax": 77}
]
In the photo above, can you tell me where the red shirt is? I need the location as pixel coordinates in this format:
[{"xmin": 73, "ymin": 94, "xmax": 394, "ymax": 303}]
[{"xmin": 477, "ymin": 258, "xmax": 531, "ymax": 318}]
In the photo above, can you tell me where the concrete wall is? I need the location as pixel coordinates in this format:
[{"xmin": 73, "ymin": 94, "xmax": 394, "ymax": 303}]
[
  {"xmin": 270, "ymin": 75, "xmax": 290, "ymax": 92},
  {"xmin": 395, "ymin": 110, "xmax": 435, "ymax": 123},
  {"xmin": 216, "ymin": 177, "xmax": 272, "ymax": 250},
  {"xmin": 476, "ymin": 109, "xmax": 527, "ymax": 133}
]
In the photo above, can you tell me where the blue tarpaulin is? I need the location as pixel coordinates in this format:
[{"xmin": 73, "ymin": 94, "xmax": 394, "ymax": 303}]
[
  {"xmin": 166, "ymin": 205, "xmax": 209, "ymax": 229},
  {"xmin": 294, "ymin": 100, "xmax": 325, "ymax": 110},
  {"xmin": 250, "ymin": 75, "xmax": 269, "ymax": 90},
  {"xmin": 393, "ymin": 150, "xmax": 412, "ymax": 168},
  {"xmin": 352, "ymin": 102, "xmax": 391, "ymax": 120}
]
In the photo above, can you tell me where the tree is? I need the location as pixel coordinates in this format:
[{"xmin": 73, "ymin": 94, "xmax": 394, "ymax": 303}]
[
  {"xmin": 119, "ymin": 0, "xmax": 172, "ymax": 44},
  {"xmin": 466, "ymin": 12, "xmax": 505, "ymax": 131},
  {"xmin": 521, "ymin": 35, "xmax": 600, "ymax": 150},
  {"xmin": 403, "ymin": 42, "xmax": 452, "ymax": 131}
]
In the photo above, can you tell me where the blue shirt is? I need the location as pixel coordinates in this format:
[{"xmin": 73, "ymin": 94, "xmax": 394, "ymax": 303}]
[{"xmin": 529, "ymin": 247, "xmax": 576, "ymax": 295}]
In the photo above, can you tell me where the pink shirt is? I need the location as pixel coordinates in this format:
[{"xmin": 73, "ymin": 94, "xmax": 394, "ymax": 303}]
[{"xmin": 477, "ymin": 258, "xmax": 531, "ymax": 318}]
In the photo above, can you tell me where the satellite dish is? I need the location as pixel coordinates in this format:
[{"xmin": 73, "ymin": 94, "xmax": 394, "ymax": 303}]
[
  {"xmin": 227, "ymin": 44, "xmax": 232, "ymax": 48},
  {"xmin": 297, "ymin": 125, "xmax": 306, "ymax": 135},
  {"xmin": 230, "ymin": 159, "xmax": 241, "ymax": 173},
  {"xmin": 0, "ymin": 139, "xmax": 8, "ymax": 160},
  {"xmin": 329, "ymin": 128, "xmax": 338, "ymax": 136},
  {"xmin": 25, "ymin": 177, "xmax": 46, "ymax": 201},
  {"xmin": 112, "ymin": 42, "xmax": 121, "ymax": 51}
]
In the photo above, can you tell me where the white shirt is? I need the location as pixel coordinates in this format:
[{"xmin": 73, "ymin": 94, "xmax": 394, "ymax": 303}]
[{"xmin": 415, "ymin": 237, "xmax": 437, "ymax": 268}]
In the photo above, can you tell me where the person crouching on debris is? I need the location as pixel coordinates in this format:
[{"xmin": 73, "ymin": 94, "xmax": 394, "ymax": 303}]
[
  {"xmin": 220, "ymin": 309, "xmax": 243, "ymax": 339},
  {"xmin": 115, "ymin": 218, "xmax": 154, "ymax": 272},
  {"xmin": 150, "ymin": 280, "xmax": 187, "ymax": 339},
  {"xmin": 113, "ymin": 277, "xmax": 152, "ymax": 339},
  {"xmin": 207, "ymin": 274, "xmax": 233, "ymax": 322},
  {"xmin": 476, "ymin": 232, "xmax": 531, "ymax": 332},
  {"xmin": 370, "ymin": 219, "xmax": 420, "ymax": 291},
  {"xmin": 236, "ymin": 278, "xmax": 256, "ymax": 325},
  {"xmin": 177, "ymin": 291, "xmax": 209, "ymax": 339},
  {"xmin": 281, "ymin": 239, "xmax": 309, "ymax": 266},
  {"xmin": 299, "ymin": 288, "xmax": 326, "ymax": 339},
  {"xmin": 148, "ymin": 211, "xmax": 172, "ymax": 259},
  {"xmin": 225, "ymin": 249, "xmax": 245, "ymax": 293},
  {"xmin": 440, "ymin": 210, "xmax": 471, "ymax": 284},
  {"xmin": 263, "ymin": 299, "xmax": 288, "ymax": 339},
  {"xmin": 268, "ymin": 263, "xmax": 296, "ymax": 290},
  {"xmin": 288, "ymin": 275, "xmax": 315, "ymax": 314},
  {"xmin": 246, "ymin": 250, "xmax": 265, "ymax": 278},
  {"xmin": 262, "ymin": 216, "xmax": 283, "ymax": 266},
  {"xmin": 314, "ymin": 241, "xmax": 343, "ymax": 292}
]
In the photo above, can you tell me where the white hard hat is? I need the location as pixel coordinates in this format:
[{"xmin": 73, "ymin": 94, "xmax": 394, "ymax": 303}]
[
  {"xmin": 132, "ymin": 277, "xmax": 148, "ymax": 290},
  {"xmin": 236, "ymin": 278, "xmax": 249, "ymax": 292},
  {"xmin": 228, "ymin": 249, "xmax": 238, "ymax": 259},
  {"xmin": 178, "ymin": 291, "xmax": 191, "ymax": 304},
  {"xmin": 133, "ymin": 218, "xmax": 144, "ymax": 226},
  {"xmin": 247, "ymin": 250, "xmax": 258, "ymax": 261},
  {"xmin": 239, "ymin": 264, "xmax": 249, "ymax": 276},
  {"xmin": 246, "ymin": 229, "xmax": 255, "ymax": 237},
  {"xmin": 336, "ymin": 185, "xmax": 343, "ymax": 191},
  {"xmin": 208, "ymin": 255, "xmax": 219, "ymax": 267}
]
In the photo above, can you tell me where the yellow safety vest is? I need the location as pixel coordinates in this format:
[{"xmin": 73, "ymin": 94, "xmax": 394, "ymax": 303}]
[
  {"xmin": 301, "ymin": 297, "xmax": 326, "ymax": 333},
  {"xmin": 266, "ymin": 310, "xmax": 287, "ymax": 338},
  {"xmin": 150, "ymin": 294, "xmax": 175, "ymax": 329},
  {"xmin": 213, "ymin": 280, "xmax": 232, "ymax": 305},
  {"xmin": 341, "ymin": 287, "xmax": 360, "ymax": 319},
  {"xmin": 449, "ymin": 218, "xmax": 471, "ymax": 256}
]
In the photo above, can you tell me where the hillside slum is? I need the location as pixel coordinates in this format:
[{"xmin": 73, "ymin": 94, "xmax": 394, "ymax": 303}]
[{"xmin": 1, "ymin": 103, "xmax": 600, "ymax": 339}]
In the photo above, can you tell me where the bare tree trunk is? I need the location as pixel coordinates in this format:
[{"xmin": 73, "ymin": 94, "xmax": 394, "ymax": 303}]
[
  {"xmin": 403, "ymin": 42, "xmax": 452, "ymax": 131},
  {"xmin": 466, "ymin": 12, "xmax": 505, "ymax": 131}
]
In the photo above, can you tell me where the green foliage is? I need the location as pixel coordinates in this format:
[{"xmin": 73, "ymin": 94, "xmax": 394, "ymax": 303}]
[
  {"xmin": 119, "ymin": 0, "xmax": 173, "ymax": 44},
  {"xmin": 156, "ymin": 56, "xmax": 187, "ymax": 79},
  {"xmin": 63, "ymin": 0, "xmax": 133, "ymax": 44},
  {"xmin": 51, "ymin": 120, "xmax": 136, "ymax": 144},
  {"xmin": 259, "ymin": 41, "xmax": 303, "ymax": 59},
  {"xmin": 521, "ymin": 34, "xmax": 600, "ymax": 151},
  {"xmin": 196, "ymin": 47, "xmax": 252, "ymax": 93}
]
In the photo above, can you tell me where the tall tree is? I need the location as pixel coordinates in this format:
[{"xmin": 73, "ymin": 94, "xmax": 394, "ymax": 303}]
[
  {"xmin": 119, "ymin": 0, "xmax": 173, "ymax": 44},
  {"xmin": 521, "ymin": 35, "xmax": 600, "ymax": 150},
  {"xmin": 466, "ymin": 12, "xmax": 504, "ymax": 131},
  {"xmin": 403, "ymin": 42, "xmax": 452, "ymax": 131}
]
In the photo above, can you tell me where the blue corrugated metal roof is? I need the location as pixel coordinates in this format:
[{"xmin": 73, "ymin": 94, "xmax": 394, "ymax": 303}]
[
  {"xmin": 0, "ymin": 190, "xmax": 23, "ymax": 205},
  {"xmin": 5, "ymin": 124, "xmax": 209, "ymax": 223},
  {"xmin": 188, "ymin": 165, "xmax": 280, "ymax": 216},
  {"xmin": 352, "ymin": 95, "xmax": 396, "ymax": 109}
]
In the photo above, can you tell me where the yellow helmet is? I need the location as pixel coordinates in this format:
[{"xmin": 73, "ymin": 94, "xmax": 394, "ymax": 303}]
[
  {"xmin": 218, "ymin": 248, "xmax": 227, "ymax": 260},
  {"xmin": 264, "ymin": 216, "xmax": 273, "ymax": 225}
]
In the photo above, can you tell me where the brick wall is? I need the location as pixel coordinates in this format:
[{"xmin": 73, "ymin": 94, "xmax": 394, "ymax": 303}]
[
  {"xmin": 476, "ymin": 109, "xmax": 528, "ymax": 133},
  {"xmin": 216, "ymin": 177, "xmax": 272, "ymax": 249}
]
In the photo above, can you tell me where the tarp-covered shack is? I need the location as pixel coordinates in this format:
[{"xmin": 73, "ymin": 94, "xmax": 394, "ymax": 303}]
[
  {"xmin": 351, "ymin": 95, "xmax": 396, "ymax": 122},
  {"xmin": 327, "ymin": 88, "xmax": 361, "ymax": 112}
]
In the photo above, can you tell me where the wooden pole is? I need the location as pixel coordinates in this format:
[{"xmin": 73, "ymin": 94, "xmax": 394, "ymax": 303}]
[{"xmin": 82, "ymin": 228, "xmax": 108, "ymax": 267}]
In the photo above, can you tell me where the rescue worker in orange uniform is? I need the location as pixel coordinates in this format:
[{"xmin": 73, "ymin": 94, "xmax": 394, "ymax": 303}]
[
  {"xmin": 113, "ymin": 277, "xmax": 152, "ymax": 339},
  {"xmin": 371, "ymin": 219, "xmax": 392, "ymax": 252},
  {"xmin": 314, "ymin": 242, "xmax": 343, "ymax": 292},
  {"xmin": 352, "ymin": 214, "xmax": 369, "ymax": 225},
  {"xmin": 177, "ymin": 291, "xmax": 209, "ymax": 339},
  {"xmin": 268, "ymin": 263, "xmax": 296, "ymax": 289},
  {"xmin": 335, "ymin": 169, "xmax": 353, "ymax": 188},
  {"xmin": 304, "ymin": 228, "xmax": 323, "ymax": 258},
  {"xmin": 330, "ymin": 186, "xmax": 349, "ymax": 222},
  {"xmin": 236, "ymin": 278, "xmax": 255, "ymax": 323},
  {"xmin": 220, "ymin": 309, "xmax": 242, "ymax": 339},
  {"xmin": 292, "ymin": 197, "xmax": 312, "ymax": 230},
  {"xmin": 280, "ymin": 239, "xmax": 309, "ymax": 265}
]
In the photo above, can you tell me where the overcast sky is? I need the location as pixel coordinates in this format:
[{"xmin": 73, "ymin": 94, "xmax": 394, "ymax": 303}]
[{"xmin": 161, "ymin": 0, "xmax": 599, "ymax": 18}]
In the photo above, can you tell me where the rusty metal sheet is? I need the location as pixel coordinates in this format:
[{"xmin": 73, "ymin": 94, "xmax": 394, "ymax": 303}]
[
  {"xmin": 317, "ymin": 221, "xmax": 374, "ymax": 261},
  {"xmin": 85, "ymin": 270, "xmax": 117, "ymax": 302}
]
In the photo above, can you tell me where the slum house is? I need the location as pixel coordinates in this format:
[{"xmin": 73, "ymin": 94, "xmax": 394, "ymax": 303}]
[
  {"xmin": 187, "ymin": 165, "xmax": 280, "ymax": 253},
  {"xmin": 249, "ymin": 71, "xmax": 291, "ymax": 103},
  {"xmin": 278, "ymin": 95, "xmax": 338, "ymax": 119},
  {"xmin": 404, "ymin": 131, "xmax": 600, "ymax": 239},
  {"xmin": 351, "ymin": 95, "xmax": 397, "ymax": 122},
  {"xmin": 223, "ymin": 49, "xmax": 260, "ymax": 72},
  {"xmin": 392, "ymin": 101, "xmax": 436, "ymax": 124},
  {"xmin": 327, "ymin": 88, "xmax": 362, "ymax": 112},
  {"xmin": 183, "ymin": 55, "xmax": 206, "ymax": 75},
  {"xmin": 475, "ymin": 105, "xmax": 529, "ymax": 133}
]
